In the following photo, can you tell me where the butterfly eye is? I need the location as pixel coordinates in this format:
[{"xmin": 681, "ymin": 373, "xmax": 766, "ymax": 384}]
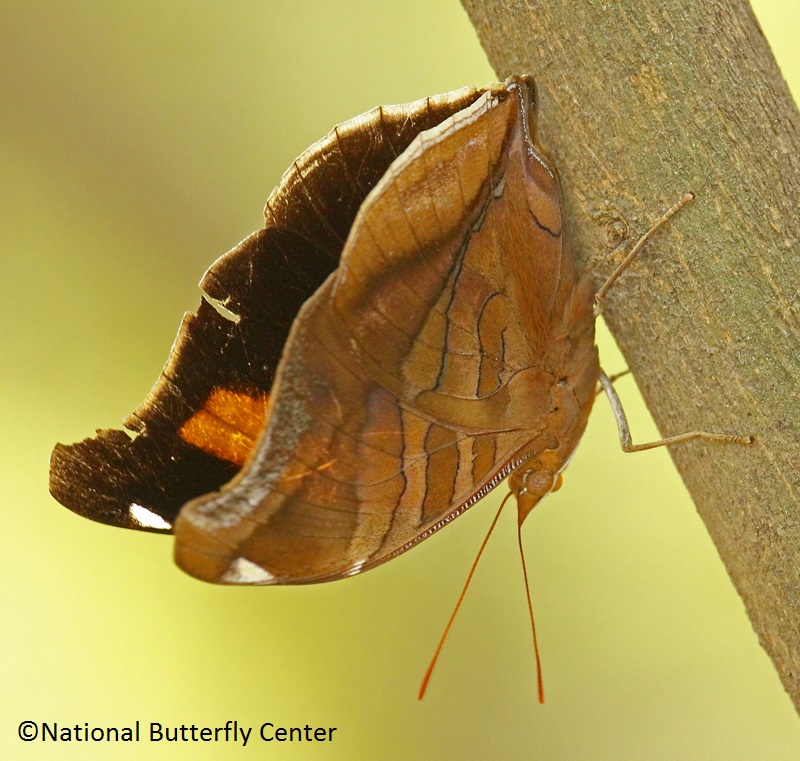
[{"xmin": 523, "ymin": 470, "xmax": 557, "ymax": 498}]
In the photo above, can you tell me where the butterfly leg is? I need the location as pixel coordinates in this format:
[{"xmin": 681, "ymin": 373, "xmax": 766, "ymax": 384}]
[
  {"xmin": 595, "ymin": 368, "xmax": 630, "ymax": 396},
  {"xmin": 597, "ymin": 369, "xmax": 752, "ymax": 453},
  {"xmin": 593, "ymin": 192, "xmax": 695, "ymax": 318}
]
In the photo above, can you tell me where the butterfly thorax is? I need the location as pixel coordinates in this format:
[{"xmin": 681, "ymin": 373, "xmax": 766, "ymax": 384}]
[{"xmin": 509, "ymin": 275, "xmax": 599, "ymax": 524}]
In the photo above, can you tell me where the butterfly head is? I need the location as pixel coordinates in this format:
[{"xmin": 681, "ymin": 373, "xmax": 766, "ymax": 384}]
[{"xmin": 510, "ymin": 467, "xmax": 564, "ymax": 525}]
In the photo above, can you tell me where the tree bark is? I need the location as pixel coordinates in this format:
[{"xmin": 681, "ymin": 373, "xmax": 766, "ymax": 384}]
[{"xmin": 460, "ymin": 0, "xmax": 800, "ymax": 711}]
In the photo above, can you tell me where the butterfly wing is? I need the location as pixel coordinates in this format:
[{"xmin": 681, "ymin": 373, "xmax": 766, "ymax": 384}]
[
  {"xmin": 48, "ymin": 85, "xmax": 488, "ymax": 533},
  {"xmin": 175, "ymin": 76, "xmax": 596, "ymax": 584}
]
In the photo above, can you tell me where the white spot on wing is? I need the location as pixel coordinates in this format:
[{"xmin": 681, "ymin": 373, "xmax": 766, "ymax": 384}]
[
  {"xmin": 344, "ymin": 559, "xmax": 366, "ymax": 578},
  {"xmin": 222, "ymin": 557, "xmax": 275, "ymax": 584},
  {"xmin": 200, "ymin": 289, "xmax": 241, "ymax": 323},
  {"xmin": 129, "ymin": 503, "xmax": 172, "ymax": 530}
]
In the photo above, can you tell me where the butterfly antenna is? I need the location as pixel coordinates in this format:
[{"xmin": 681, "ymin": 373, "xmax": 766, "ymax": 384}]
[
  {"xmin": 418, "ymin": 492, "xmax": 512, "ymax": 700},
  {"xmin": 517, "ymin": 520, "xmax": 545, "ymax": 703}
]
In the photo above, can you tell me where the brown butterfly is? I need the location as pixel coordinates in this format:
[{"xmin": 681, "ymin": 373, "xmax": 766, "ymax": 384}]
[{"xmin": 50, "ymin": 75, "xmax": 749, "ymax": 699}]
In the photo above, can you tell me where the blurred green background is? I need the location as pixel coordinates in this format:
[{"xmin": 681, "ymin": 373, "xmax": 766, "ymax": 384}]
[{"xmin": 2, "ymin": 1, "xmax": 800, "ymax": 759}]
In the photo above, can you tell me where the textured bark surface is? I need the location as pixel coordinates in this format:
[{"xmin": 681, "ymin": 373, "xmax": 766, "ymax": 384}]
[{"xmin": 461, "ymin": 0, "xmax": 800, "ymax": 711}]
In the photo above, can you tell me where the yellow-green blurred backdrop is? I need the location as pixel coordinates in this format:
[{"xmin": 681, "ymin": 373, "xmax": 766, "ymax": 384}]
[{"xmin": 2, "ymin": 2, "xmax": 799, "ymax": 759}]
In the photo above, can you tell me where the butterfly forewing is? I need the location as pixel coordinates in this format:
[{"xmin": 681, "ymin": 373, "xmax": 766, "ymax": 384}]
[{"xmin": 174, "ymin": 77, "xmax": 595, "ymax": 585}]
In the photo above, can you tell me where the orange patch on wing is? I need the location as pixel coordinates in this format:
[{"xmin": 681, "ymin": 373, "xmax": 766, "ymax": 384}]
[{"xmin": 179, "ymin": 388, "xmax": 270, "ymax": 466}]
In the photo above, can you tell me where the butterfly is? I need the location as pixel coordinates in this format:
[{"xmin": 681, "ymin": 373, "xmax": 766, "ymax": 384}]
[{"xmin": 50, "ymin": 75, "xmax": 749, "ymax": 698}]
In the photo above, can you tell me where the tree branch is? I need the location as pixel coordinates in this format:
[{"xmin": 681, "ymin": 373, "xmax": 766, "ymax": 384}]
[{"xmin": 461, "ymin": 0, "xmax": 800, "ymax": 712}]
